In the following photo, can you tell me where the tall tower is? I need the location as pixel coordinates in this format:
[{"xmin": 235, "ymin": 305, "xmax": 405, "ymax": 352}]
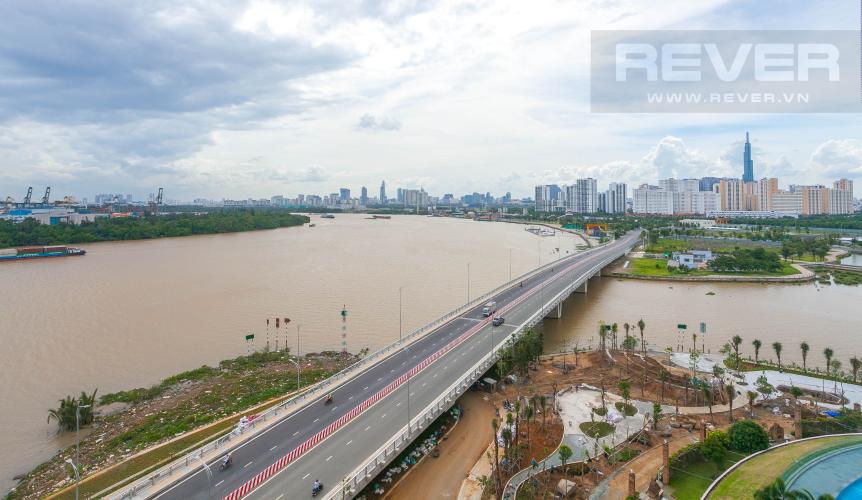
[
  {"xmin": 379, "ymin": 181, "xmax": 387, "ymax": 205},
  {"xmin": 743, "ymin": 132, "xmax": 754, "ymax": 182}
]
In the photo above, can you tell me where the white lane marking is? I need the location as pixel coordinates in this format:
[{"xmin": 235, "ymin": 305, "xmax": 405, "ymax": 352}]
[
  {"xmin": 326, "ymin": 455, "xmax": 333, "ymax": 462},
  {"xmin": 215, "ymin": 480, "xmax": 224, "ymax": 487},
  {"xmin": 243, "ymin": 461, "xmax": 253, "ymax": 468},
  {"xmin": 313, "ymin": 417, "xmax": 319, "ymax": 423},
  {"xmin": 275, "ymin": 495, "xmax": 284, "ymax": 500},
  {"xmin": 396, "ymin": 402, "xmax": 401, "ymax": 407},
  {"xmin": 382, "ymin": 413, "xmax": 387, "ymax": 418},
  {"xmin": 365, "ymin": 425, "xmax": 371, "ymax": 431},
  {"xmin": 433, "ymin": 373, "xmax": 437, "ymax": 378},
  {"xmin": 391, "ymin": 369, "xmax": 395, "ymax": 373},
  {"xmin": 303, "ymin": 473, "xmax": 310, "ymax": 480},
  {"xmin": 346, "ymin": 440, "xmax": 353, "ymax": 446},
  {"xmin": 378, "ymin": 377, "xmax": 382, "ymax": 381},
  {"xmin": 293, "ymin": 431, "xmax": 299, "ymax": 436},
  {"xmin": 422, "ymin": 382, "xmax": 427, "ymax": 387},
  {"xmin": 413, "ymin": 355, "xmax": 417, "ymax": 358},
  {"xmin": 270, "ymin": 445, "xmax": 278, "ymax": 451},
  {"xmin": 364, "ymin": 386, "xmax": 369, "ymax": 390},
  {"xmin": 349, "ymin": 395, "xmax": 354, "ymax": 400}
]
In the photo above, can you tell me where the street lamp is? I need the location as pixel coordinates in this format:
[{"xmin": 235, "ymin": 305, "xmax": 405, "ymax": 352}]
[
  {"xmin": 399, "ymin": 286, "xmax": 405, "ymax": 341},
  {"xmin": 198, "ymin": 456, "xmax": 213, "ymax": 500},
  {"xmin": 64, "ymin": 459, "xmax": 80, "ymax": 500},
  {"xmin": 288, "ymin": 359, "xmax": 301, "ymax": 392},
  {"xmin": 466, "ymin": 262, "xmax": 471, "ymax": 302}
]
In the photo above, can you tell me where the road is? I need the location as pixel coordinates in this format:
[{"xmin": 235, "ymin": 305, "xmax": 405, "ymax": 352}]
[{"xmin": 154, "ymin": 231, "xmax": 640, "ymax": 500}]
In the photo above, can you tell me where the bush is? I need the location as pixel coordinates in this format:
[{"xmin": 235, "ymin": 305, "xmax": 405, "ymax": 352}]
[
  {"xmin": 728, "ymin": 420, "xmax": 769, "ymax": 453},
  {"xmin": 615, "ymin": 402, "xmax": 637, "ymax": 416},
  {"xmin": 593, "ymin": 406, "xmax": 607, "ymax": 416},
  {"xmin": 701, "ymin": 430, "xmax": 729, "ymax": 467}
]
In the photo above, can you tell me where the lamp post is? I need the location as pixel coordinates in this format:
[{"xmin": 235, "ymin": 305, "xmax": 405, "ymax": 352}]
[
  {"xmin": 64, "ymin": 459, "xmax": 80, "ymax": 500},
  {"xmin": 296, "ymin": 324, "xmax": 301, "ymax": 385},
  {"xmin": 508, "ymin": 248, "xmax": 512, "ymax": 282},
  {"xmin": 198, "ymin": 456, "xmax": 213, "ymax": 500},
  {"xmin": 399, "ymin": 286, "xmax": 404, "ymax": 341}
]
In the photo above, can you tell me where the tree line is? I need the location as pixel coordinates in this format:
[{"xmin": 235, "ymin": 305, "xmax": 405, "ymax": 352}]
[{"xmin": 0, "ymin": 210, "xmax": 309, "ymax": 247}]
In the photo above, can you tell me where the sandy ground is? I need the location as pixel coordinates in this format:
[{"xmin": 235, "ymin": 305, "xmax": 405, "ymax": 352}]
[{"xmin": 386, "ymin": 392, "xmax": 496, "ymax": 500}]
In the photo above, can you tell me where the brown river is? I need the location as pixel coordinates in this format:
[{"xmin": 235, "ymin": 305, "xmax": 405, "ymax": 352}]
[{"xmin": 1, "ymin": 214, "xmax": 860, "ymax": 492}]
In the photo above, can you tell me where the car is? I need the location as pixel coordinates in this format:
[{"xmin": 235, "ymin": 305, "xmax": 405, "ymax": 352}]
[{"xmin": 492, "ymin": 316, "xmax": 505, "ymax": 327}]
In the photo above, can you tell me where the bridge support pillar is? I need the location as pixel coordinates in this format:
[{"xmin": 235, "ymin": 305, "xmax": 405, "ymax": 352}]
[
  {"xmin": 545, "ymin": 303, "xmax": 563, "ymax": 319},
  {"xmin": 575, "ymin": 280, "xmax": 588, "ymax": 294}
]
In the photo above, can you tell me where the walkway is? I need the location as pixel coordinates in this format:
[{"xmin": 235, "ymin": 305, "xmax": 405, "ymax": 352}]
[{"xmin": 385, "ymin": 392, "xmax": 495, "ymax": 499}]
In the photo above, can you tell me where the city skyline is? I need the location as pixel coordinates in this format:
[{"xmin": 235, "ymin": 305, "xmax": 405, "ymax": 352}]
[{"xmin": 1, "ymin": 1, "xmax": 861, "ymax": 200}]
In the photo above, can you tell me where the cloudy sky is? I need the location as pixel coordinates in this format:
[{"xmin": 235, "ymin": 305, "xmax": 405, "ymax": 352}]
[{"xmin": 1, "ymin": 0, "xmax": 861, "ymax": 201}]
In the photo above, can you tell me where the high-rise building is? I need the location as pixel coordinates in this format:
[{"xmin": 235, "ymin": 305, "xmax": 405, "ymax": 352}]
[
  {"xmin": 565, "ymin": 178, "xmax": 597, "ymax": 213},
  {"xmin": 534, "ymin": 184, "xmax": 563, "ymax": 212},
  {"xmin": 755, "ymin": 178, "xmax": 779, "ymax": 211},
  {"xmin": 743, "ymin": 132, "xmax": 754, "ymax": 182},
  {"xmin": 659, "ymin": 178, "xmax": 699, "ymax": 193},
  {"xmin": 379, "ymin": 181, "xmax": 387, "ymax": 205},
  {"xmin": 339, "ymin": 188, "xmax": 350, "ymax": 202},
  {"xmin": 633, "ymin": 185, "xmax": 673, "ymax": 214},
  {"xmin": 360, "ymin": 186, "xmax": 368, "ymax": 206},
  {"xmin": 606, "ymin": 182, "xmax": 627, "ymax": 213},
  {"xmin": 719, "ymin": 179, "xmax": 743, "ymax": 211}
]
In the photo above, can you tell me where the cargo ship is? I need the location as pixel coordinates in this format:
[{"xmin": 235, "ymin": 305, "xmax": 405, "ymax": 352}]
[
  {"xmin": 0, "ymin": 245, "xmax": 86, "ymax": 262},
  {"xmin": 320, "ymin": 214, "xmax": 335, "ymax": 219}
]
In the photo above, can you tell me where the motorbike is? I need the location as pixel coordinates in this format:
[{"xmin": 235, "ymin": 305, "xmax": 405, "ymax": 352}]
[
  {"xmin": 312, "ymin": 482, "xmax": 324, "ymax": 497},
  {"xmin": 325, "ymin": 395, "xmax": 333, "ymax": 405},
  {"xmin": 220, "ymin": 458, "xmax": 232, "ymax": 470}
]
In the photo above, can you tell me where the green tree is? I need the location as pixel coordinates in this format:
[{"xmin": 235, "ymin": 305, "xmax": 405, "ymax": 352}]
[
  {"xmin": 790, "ymin": 386, "xmax": 804, "ymax": 404},
  {"xmin": 729, "ymin": 420, "xmax": 769, "ymax": 453},
  {"xmin": 637, "ymin": 318, "xmax": 646, "ymax": 355},
  {"xmin": 772, "ymin": 342, "xmax": 783, "ymax": 371},
  {"xmin": 753, "ymin": 339, "xmax": 762, "ymax": 364},
  {"xmin": 731, "ymin": 335, "xmax": 743, "ymax": 371},
  {"xmin": 850, "ymin": 357, "xmax": 861, "ymax": 384},
  {"xmin": 800, "ymin": 341, "xmax": 810, "ymax": 372},
  {"xmin": 702, "ymin": 384, "xmax": 714, "ymax": 423},
  {"xmin": 618, "ymin": 379, "xmax": 631, "ymax": 406},
  {"xmin": 652, "ymin": 401, "xmax": 662, "ymax": 430},
  {"xmin": 659, "ymin": 369, "xmax": 670, "ymax": 403},
  {"xmin": 747, "ymin": 391, "xmax": 758, "ymax": 418},
  {"xmin": 558, "ymin": 444, "xmax": 573, "ymax": 475},
  {"xmin": 491, "ymin": 418, "xmax": 501, "ymax": 490},
  {"xmin": 726, "ymin": 382, "xmax": 736, "ymax": 422},
  {"xmin": 701, "ymin": 430, "xmax": 729, "ymax": 468},
  {"xmin": 823, "ymin": 347, "xmax": 834, "ymax": 378}
]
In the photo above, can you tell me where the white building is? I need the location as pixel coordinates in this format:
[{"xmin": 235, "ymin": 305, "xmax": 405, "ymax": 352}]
[
  {"xmin": 565, "ymin": 178, "xmax": 598, "ymax": 213},
  {"xmin": 633, "ymin": 185, "xmax": 673, "ymax": 214}
]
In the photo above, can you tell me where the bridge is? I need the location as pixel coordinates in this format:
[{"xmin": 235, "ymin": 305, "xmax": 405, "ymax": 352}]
[{"xmin": 114, "ymin": 231, "xmax": 641, "ymax": 500}]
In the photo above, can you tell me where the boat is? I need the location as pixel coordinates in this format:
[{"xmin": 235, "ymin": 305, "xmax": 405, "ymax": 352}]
[
  {"xmin": 320, "ymin": 214, "xmax": 335, "ymax": 219},
  {"xmin": 308, "ymin": 223, "xmax": 316, "ymax": 227},
  {"xmin": 371, "ymin": 215, "xmax": 391, "ymax": 219},
  {"xmin": 0, "ymin": 245, "xmax": 86, "ymax": 262}
]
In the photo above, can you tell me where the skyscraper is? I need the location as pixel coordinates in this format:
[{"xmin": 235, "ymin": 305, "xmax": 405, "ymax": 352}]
[
  {"xmin": 360, "ymin": 186, "xmax": 368, "ymax": 206},
  {"xmin": 743, "ymin": 132, "xmax": 754, "ymax": 182},
  {"xmin": 379, "ymin": 181, "xmax": 387, "ymax": 205},
  {"xmin": 339, "ymin": 188, "xmax": 350, "ymax": 201}
]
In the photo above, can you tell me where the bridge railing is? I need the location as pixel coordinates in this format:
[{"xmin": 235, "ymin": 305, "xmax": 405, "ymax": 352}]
[
  {"xmin": 326, "ymin": 242, "xmax": 633, "ymax": 499},
  {"xmin": 110, "ymin": 236, "xmax": 626, "ymax": 499}
]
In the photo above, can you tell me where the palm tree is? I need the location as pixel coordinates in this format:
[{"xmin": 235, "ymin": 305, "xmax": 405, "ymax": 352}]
[
  {"xmin": 772, "ymin": 342, "xmax": 783, "ymax": 371},
  {"xmin": 623, "ymin": 322, "xmax": 630, "ymax": 352},
  {"xmin": 850, "ymin": 357, "xmax": 861, "ymax": 383},
  {"xmin": 731, "ymin": 335, "xmax": 742, "ymax": 371},
  {"xmin": 47, "ymin": 395, "xmax": 78, "ymax": 432},
  {"xmin": 752, "ymin": 339, "xmax": 762, "ymax": 364},
  {"xmin": 800, "ymin": 341, "xmax": 810, "ymax": 372},
  {"xmin": 747, "ymin": 391, "xmax": 758, "ymax": 418},
  {"xmin": 539, "ymin": 395, "xmax": 547, "ymax": 430},
  {"xmin": 491, "ymin": 418, "xmax": 501, "ymax": 490},
  {"xmin": 637, "ymin": 318, "xmax": 646, "ymax": 355},
  {"xmin": 659, "ymin": 369, "xmax": 670, "ymax": 403},
  {"xmin": 702, "ymin": 385, "xmax": 714, "ymax": 423},
  {"xmin": 725, "ymin": 382, "xmax": 735, "ymax": 422},
  {"xmin": 598, "ymin": 321, "xmax": 607, "ymax": 352},
  {"xmin": 652, "ymin": 401, "xmax": 662, "ymax": 430},
  {"xmin": 823, "ymin": 347, "xmax": 834, "ymax": 378},
  {"xmin": 501, "ymin": 427, "xmax": 513, "ymax": 460},
  {"xmin": 611, "ymin": 323, "xmax": 619, "ymax": 352},
  {"xmin": 523, "ymin": 404, "xmax": 534, "ymax": 452}
]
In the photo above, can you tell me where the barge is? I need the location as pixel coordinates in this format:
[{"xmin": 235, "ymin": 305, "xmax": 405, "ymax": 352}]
[{"xmin": 0, "ymin": 245, "xmax": 86, "ymax": 262}]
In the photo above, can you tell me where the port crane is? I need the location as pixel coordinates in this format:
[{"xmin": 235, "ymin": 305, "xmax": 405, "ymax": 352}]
[
  {"xmin": 41, "ymin": 187, "xmax": 51, "ymax": 206},
  {"xmin": 23, "ymin": 187, "xmax": 33, "ymax": 205},
  {"xmin": 147, "ymin": 188, "xmax": 164, "ymax": 215}
]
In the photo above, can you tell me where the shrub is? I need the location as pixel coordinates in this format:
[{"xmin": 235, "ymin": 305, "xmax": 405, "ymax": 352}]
[
  {"xmin": 728, "ymin": 420, "xmax": 769, "ymax": 453},
  {"xmin": 701, "ymin": 430, "xmax": 729, "ymax": 467}
]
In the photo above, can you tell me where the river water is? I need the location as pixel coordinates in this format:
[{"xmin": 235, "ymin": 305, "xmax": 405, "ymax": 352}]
[
  {"xmin": 1, "ymin": 216, "xmax": 859, "ymax": 493},
  {"xmin": 0, "ymin": 214, "xmax": 579, "ymax": 492}
]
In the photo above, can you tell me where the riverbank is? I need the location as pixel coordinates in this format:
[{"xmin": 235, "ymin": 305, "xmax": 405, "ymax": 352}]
[
  {"xmin": 8, "ymin": 351, "xmax": 356, "ymax": 499},
  {"xmin": 0, "ymin": 210, "xmax": 309, "ymax": 247},
  {"xmin": 609, "ymin": 257, "xmax": 813, "ymax": 283}
]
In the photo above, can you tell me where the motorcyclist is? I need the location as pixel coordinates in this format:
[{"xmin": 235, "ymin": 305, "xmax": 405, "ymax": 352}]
[
  {"xmin": 519, "ymin": 281, "xmax": 523, "ymax": 287},
  {"xmin": 326, "ymin": 393, "xmax": 333, "ymax": 403},
  {"xmin": 312, "ymin": 479, "xmax": 322, "ymax": 493},
  {"xmin": 222, "ymin": 453, "xmax": 232, "ymax": 468}
]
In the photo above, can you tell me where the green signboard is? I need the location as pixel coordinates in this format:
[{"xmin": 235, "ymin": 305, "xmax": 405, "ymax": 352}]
[
  {"xmin": 245, "ymin": 334, "xmax": 255, "ymax": 341},
  {"xmin": 677, "ymin": 324, "xmax": 687, "ymax": 330}
]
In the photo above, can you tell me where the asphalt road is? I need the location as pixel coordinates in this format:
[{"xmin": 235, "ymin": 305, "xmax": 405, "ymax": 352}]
[{"xmin": 154, "ymin": 231, "xmax": 640, "ymax": 500}]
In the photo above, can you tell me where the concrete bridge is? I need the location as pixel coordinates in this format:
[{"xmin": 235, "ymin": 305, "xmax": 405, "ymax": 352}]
[{"xmin": 113, "ymin": 231, "xmax": 642, "ymax": 500}]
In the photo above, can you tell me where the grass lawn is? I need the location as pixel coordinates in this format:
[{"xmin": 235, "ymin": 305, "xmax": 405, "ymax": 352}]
[
  {"xmin": 709, "ymin": 436, "xmax": 862, "ymax": 500},
  {"xmin": 615, "ymin": 402, "xmax": 637, "ymax": 416},
  {"xmin": 669, "ymin": 460, "xmax": 725, "ymax": 500},
  {"xmin": 645, "ymin": 239, "xmax": 692, "ymax": 254},
  {"xmin": 625, "ymin": 258, "xmax": 801, "ymax": 278},
  {"xmin": 579, "ymin": 421, "xmax": 614, "ymax": 438}
]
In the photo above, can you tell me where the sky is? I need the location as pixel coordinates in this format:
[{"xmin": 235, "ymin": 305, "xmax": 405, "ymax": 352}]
[{"xmin": 1, "ymin": 0, "xmax": 861, "ymax": 201}]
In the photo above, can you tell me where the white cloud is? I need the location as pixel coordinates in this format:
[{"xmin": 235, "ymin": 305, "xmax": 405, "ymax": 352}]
[{"xmin": 810, "ymin": 139, "xmax": 862, "ymax": 179}]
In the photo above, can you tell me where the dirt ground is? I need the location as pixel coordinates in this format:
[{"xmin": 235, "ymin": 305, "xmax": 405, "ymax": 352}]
[{"xmin": 385, "ymin": 392, "xmax": 496, "ymax": 499}]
